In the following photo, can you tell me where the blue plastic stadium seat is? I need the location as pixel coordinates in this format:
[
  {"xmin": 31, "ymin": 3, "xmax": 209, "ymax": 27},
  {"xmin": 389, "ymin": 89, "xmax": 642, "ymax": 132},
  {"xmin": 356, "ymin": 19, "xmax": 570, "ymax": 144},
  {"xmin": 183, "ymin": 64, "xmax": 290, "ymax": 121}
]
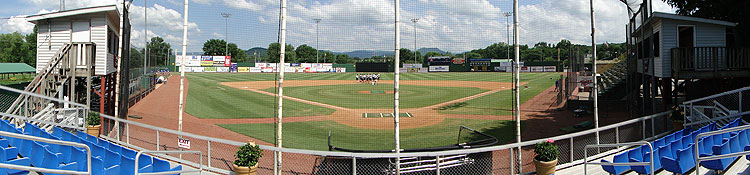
[
  {"xmin": 601, "ymin": 152, "xmax": 630, "ymax": 175},
  {"xmin": 153, "ymin": 158, "xmax": 182, "ymax": 174},
  {"xmin": 121, "ymin": 148, "xmax": 137, "ymax": 159},
  {"xmin": 669, "ymin": 140, "xmax": 682, "ymax": 155},
  {"xmin": 121, "ymin": 156, "xmax": 154, "ymax": 174},
  {"xmin": 661, "ymin": 144, "xmax": 695, "ymax": 174},
  {"xmin": 699, "ymin": 135, "xmax": 715, "ymax": 155},
  {"xmin": 42, "ymin": 148, "xmax": 79, "ymax": 175},
  {"xmin": 91, "ymin": 157, "xmax": 119, "ymax": 175},
  {"xmin": 654, "ymin": 138, "xmax": 665, "ymax": 148},
  {"xmin": 739, "ymin": 130, "xmax": 749, "ymax": 146},
  {"xmin": 701, "ymin": 139, "xmax": 736, "ymax": 171},
  {"xmin": 0, "ymin": 146, "xmax": 30, "ymax": 175},
  {"xmin": 631, "ymin": 147, "xmax": 660, "ymax": 174},
  {"xmin": 745, "ymin": 146, "xmax": 750, "ymax": 161},
  {"xmin": 628, "ymin": 146, "xmax": 644, "ymax": 162}
]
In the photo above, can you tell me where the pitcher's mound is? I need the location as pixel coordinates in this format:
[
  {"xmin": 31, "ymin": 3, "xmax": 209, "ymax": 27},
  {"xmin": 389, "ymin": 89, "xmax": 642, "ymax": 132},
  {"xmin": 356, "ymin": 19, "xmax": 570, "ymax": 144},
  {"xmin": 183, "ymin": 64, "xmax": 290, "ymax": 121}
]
[{"xmin": 358, "ymin": 90, "xmax": 395, "ymax": 94}]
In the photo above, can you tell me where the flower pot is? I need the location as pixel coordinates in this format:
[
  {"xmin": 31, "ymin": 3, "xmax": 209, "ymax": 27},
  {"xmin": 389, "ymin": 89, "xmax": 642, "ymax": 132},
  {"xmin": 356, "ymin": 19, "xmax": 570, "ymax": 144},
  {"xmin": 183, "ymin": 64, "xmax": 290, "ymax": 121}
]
[
  {"xmin": 673, "ymin": 121, "xmax": 684, "ymax": 130},
  {"xmin": 232, "ymin": 163, "xmax": 258, "ymax": 175},
  {"xmin": 533, "ymin": 158, "xmax": 557, "ymax": 175},
  {"xmin": 86, "ymin": 125, "xmax": 100, "ymax": 137}
]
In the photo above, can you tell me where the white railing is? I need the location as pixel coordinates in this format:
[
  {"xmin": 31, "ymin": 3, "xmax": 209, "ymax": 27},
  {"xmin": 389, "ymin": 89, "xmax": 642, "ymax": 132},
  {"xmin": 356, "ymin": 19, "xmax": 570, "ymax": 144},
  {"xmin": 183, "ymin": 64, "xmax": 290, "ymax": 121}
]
[
  {"xmin": 0, "ymin": 84, "xmax": 673, "ymax": 174},
  {"xmin": 682, "ymin": 86, "xmax": 749, "ymax": 128},
  {"xmin": 0, "ymin": 130, "xmax": 92, "ymax": 175},
  {"xmin": 694, "ymin": 124, "xmax": 750, "ymax": 175},
  {"xmin": 0, "ymin": 85, "xmax": 88, "ymax": 131}
]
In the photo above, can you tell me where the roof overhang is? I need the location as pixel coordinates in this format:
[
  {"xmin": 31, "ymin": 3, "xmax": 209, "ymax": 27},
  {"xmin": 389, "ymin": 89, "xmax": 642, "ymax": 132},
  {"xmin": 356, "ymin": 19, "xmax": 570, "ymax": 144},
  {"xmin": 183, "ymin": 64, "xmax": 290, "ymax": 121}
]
[
  {"xmin": 26, "ymin": 5, "xmax": 120, "ymax": 23},
  {"xmin": 632, "ymin": 12, "xmax": 738, "ymax": 35}
]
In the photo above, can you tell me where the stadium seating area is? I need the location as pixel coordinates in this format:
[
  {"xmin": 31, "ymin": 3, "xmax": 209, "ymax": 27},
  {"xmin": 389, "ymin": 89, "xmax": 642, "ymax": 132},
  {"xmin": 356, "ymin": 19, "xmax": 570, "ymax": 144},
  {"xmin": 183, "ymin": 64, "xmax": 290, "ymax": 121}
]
[
  {"xmin": 0, "ymin": 119, "xmax": 182, "ymax": 175},
  {"xmin": 601, "ymin": 118, "xmax": 749, "ymax": 174}
]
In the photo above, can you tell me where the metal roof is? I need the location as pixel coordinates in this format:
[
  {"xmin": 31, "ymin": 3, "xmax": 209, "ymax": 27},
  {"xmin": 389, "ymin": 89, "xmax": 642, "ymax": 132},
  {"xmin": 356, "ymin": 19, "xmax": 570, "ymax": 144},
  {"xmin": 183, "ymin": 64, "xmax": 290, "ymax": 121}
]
[
  {"xmin": 652, "ymin": 12, "xmax": 737, "ymax": 27},
  {"xmin": 0, "ymin": 63, "xmax": 35, "ymax": 74},
  {"xmin": 25, "ymin": 5, "xmax": 119, "ymax": 23}
]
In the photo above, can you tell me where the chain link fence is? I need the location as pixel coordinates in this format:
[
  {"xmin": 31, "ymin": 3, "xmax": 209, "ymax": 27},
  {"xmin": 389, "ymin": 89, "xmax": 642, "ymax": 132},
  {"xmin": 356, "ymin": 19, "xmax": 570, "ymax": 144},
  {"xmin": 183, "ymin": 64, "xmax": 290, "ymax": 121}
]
[{"xmin": 682, "ymin": 86, "xmax": 750, "ymax": 128}]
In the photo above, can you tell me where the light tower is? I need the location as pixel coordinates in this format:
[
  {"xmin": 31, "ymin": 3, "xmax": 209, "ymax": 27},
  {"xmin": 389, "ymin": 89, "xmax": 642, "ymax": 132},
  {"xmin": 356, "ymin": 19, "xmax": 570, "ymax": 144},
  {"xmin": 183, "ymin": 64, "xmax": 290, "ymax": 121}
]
[
  {"xmin": 410, "ymin": 18, "xmax": 419, "ymax": 63},
  {"xmin": 221, "ymin": 13, "xmax": 232, "ymax": 56},
  {"xmin": 313, "ymin": 18, "xmax": 322, "ymax": 63}
]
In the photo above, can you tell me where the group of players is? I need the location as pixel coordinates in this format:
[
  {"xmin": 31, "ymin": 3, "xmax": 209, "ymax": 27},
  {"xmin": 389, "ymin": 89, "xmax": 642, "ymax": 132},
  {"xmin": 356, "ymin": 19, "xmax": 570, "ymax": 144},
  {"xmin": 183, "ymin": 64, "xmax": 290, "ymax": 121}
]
[{"xmin": 355, "ymin": 73, "xmax": 380, "ymax": 85}]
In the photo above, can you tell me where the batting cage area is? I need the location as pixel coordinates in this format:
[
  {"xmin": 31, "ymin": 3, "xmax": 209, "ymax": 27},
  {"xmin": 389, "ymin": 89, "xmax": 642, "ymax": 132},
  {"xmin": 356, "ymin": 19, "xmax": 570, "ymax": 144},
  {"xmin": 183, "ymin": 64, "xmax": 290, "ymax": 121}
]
[{"xmin": 111, "ymin": 0, "xmax": 643, "ymax": 174}]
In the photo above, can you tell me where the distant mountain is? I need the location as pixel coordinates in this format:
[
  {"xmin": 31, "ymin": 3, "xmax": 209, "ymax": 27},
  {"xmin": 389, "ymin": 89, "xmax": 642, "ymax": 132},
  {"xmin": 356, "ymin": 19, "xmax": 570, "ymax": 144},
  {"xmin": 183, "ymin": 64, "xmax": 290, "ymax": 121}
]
[
  {"xmin": 417, "ymin": 48, "xmax": 446, "ymax": 54},
  {"xmin": 333, "ymin": 50, "xmax": 394, "ymax": 58},
  {"xmin": 246, "ymin": 47, "xmax": 268, "ymax": 58}
]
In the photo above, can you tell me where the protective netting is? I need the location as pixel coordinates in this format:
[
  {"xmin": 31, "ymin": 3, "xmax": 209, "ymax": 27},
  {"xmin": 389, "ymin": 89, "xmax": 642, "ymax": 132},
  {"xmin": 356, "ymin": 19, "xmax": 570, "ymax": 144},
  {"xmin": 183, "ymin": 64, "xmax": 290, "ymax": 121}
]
[{"xmin": 113, "ymin": 0, "xmax": 653, "ymax": 174}]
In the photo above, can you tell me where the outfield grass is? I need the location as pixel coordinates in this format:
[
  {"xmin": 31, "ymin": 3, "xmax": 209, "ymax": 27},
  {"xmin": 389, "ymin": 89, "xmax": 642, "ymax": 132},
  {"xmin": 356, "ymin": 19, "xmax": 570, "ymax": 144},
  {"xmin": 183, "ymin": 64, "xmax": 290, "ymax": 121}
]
[
  {"xmin": 186, "ymin": 72, "xmax": 552, "ymax": 82},
  {"xmin": 219, "ymin": 118, "xmax": 522, "ymax": 150},
  {"xmin": 261, "ymin": 84, "xmax": 487, "ymax": 109},
  {"xmin": 184, "ymin": 72, "xmax": 559, "ymax": 118},
  {"xmin": 440, "ymin": 73, "xmax": 560, "ymax": 115},
  {"xmin": 185, "ymin": 74, "xmax": 335, "ymax": 119}
]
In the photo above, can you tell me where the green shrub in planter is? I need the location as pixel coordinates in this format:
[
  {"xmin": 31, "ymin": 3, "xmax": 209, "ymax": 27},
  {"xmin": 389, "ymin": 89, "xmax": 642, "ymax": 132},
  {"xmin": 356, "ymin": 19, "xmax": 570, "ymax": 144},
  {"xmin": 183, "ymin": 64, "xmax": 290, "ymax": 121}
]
[
  {"xmin": 534, "ymin": 139, "xmax": 559, "ymax": 162},
  {"xmin": 86, "ymin": 111, "xmax": 101, "ymax": 126},
  {"xmin": 234, "ymin": 142, "xmax": 263, "ymax": 167}
]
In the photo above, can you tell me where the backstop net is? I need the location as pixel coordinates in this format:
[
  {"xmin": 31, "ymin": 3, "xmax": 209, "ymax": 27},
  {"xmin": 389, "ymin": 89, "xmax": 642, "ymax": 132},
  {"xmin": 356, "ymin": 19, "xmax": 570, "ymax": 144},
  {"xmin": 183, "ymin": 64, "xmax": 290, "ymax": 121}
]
[{"xmin": 119, "ymin": 0, "xmax": 647, "ymax": 174}]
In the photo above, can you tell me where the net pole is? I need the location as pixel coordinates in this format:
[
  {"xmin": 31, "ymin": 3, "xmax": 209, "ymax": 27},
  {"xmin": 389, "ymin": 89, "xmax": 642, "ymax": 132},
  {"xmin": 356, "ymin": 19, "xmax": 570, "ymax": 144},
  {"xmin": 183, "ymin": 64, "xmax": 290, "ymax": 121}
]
[
  {"xmin": 394, "ymin": 0, "xmax": 401, "ymax": 174},
  {"xmin": 589, "ymin": 0, "xmax": 600, "ymax": 147},
  {"xmin": 177, "ymin": 0, "xmax": 188, "ymax": 139},
  {"xmin": 276, "ymin": 0, "xmax": 288, "ymax": 174},
  {"xmin": 513, "ymin": 0, "xmax": 521, "ymax": 173},
  {"xmin": 144, "ymin": 0, "xmax": 148, "ymax": 77}
]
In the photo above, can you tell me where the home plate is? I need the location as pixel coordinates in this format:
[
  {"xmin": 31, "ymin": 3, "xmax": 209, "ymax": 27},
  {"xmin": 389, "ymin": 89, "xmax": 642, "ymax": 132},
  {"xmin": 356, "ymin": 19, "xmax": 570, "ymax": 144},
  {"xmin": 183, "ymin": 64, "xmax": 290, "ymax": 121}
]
[{"xmin": 243, "ymin": 87, "xmax": 248, "ymax": 88}]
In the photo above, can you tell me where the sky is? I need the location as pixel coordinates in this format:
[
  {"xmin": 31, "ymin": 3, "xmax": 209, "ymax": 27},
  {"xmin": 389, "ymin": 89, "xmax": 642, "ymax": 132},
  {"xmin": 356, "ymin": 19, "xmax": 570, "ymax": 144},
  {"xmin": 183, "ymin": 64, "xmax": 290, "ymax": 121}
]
[{"xmin": 0, "ymin": 0, "xmax": 677, "ymax": 53}]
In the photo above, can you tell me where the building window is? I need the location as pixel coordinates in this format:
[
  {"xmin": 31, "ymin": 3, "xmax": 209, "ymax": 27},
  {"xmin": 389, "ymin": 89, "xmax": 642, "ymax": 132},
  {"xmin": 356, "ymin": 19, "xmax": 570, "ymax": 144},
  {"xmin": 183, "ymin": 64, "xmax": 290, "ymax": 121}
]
[{"xmin": 653, "ymin": 32, "xmax": 660, "ymax": 57}]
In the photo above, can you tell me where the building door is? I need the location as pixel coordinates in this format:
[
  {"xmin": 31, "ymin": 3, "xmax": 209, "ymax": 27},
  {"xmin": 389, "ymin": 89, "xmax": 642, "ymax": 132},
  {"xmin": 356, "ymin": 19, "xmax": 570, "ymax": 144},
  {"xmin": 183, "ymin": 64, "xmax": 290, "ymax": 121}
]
[
  {"xmin": 678, "ymin": 26, "xmax": 697, "ymax": 68},
  {"xmin": 72, "ymin": 20, "xmax": 91, "ymax": 67}
]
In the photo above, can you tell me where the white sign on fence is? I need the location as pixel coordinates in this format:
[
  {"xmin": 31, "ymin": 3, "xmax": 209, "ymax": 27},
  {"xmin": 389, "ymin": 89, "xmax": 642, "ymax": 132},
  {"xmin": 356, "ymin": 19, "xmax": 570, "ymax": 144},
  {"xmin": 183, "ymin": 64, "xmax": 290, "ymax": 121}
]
[{"xmin": 178, "ymin": 137, "xmax": 191, "ymax": 149}]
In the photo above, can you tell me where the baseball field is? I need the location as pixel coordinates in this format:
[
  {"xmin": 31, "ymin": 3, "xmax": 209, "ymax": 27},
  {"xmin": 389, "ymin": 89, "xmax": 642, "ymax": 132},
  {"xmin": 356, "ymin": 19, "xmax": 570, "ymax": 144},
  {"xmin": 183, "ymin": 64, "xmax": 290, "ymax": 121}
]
[{"xmin": 170, "ymin": 72, "xmax": 560, "ymax": 151}]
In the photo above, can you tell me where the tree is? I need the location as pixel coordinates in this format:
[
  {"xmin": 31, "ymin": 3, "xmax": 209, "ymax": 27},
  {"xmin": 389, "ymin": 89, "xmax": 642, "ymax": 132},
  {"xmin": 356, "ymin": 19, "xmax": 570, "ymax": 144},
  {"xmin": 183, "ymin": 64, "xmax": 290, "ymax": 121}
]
[
  {"xmin": 266, "ymin": 43, "xmax": 295, "ymax": 63},
  {"xmin": 227, "ymin": 43, "xmax": 249, "ymax": 63},
  {"xmin": 662, "ymin": 0, "xmax": 750, "ymax": 46},
  {"xmin": 465, "ymin": 52, "xmax": 482, "ymax": 59},
  {"xmin": 0, "ymin": 32, "xmax": 35, "ymax": 66},
  {"xmin": 202, "ymin": 39, "xmax": 227, "ymax": 56},
  {"xmin": 147, "ymin": 36, "xmax": 171, "ymax": 67},
  {"xmin": 294, "ymin": 44, "xmax": 317, "ymax": 63},
  {"xmin": 129, "ymin": 48, "xmax": 144, "ymax": 68},
  {"xmin": 334, "ymin": 54, "xmax": 351, "ymax": 64}
]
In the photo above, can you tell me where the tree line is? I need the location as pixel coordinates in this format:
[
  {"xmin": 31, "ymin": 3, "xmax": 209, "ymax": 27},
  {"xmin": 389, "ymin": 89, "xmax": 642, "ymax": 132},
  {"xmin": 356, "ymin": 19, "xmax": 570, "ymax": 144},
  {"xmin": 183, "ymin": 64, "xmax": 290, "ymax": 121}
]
[{"xmin": 0, "ymin": 27, "xmax": 37, "ymax": 67}]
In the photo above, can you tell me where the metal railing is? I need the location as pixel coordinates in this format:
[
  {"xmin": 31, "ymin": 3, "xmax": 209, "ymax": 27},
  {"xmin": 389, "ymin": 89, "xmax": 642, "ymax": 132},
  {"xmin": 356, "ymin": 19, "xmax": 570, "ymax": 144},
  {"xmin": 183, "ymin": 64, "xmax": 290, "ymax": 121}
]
[
  {"xmin": 671, "ymin": 47, "xmax": 750, "ymax": 72},
  {"xmin": 682, "ymin": 86, "xmax": 749, "ymax": 128},
  {"xmin": 0, "ymin": 85, "xmax": 88, "ymax": 131},
  {"xmin": 99, "ymin": 109, "xmax": 672, "ymax": 174},
  {"xmin": 0, "ymin": 130, "xmax": 91, "ymax": 175},
  {"xmin": 583, "ymin": 141, "xmax": 654, "ymax": 175},
  {"xmin": 0, "ymin": 84, "xmax": 674, "ymax": 174},
  {"xmin": 694, "ymin": 123, "xmax": 750, "ymax": 175},
  {"xmin": 135, "ymin": 150, "xmax": 203, "ymax": 175}
]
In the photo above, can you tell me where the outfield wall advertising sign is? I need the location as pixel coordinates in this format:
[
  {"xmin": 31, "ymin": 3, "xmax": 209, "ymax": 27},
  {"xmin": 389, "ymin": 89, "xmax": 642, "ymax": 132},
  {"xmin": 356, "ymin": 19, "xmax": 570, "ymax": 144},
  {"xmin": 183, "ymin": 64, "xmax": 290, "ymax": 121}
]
[
  {"xmin": 175, "ymin": 55, "xmax": 201, "ymax": 67},
  {"xmin": 404, "ymin": 64, "xmax": 423, "ymax": 68},
  {"xmin": 544, "ymin": 66, "xmax": 557, "ymax": 72},
  {"xmin": 238, "ymin": 67, "xmax": 250, "ymax": 72},
  {"xmin": 429, "ymin": 66, "xmax": 449, "ymax": 72},
  {"xmin": 530, "ymin": 66, "xmax": 544, "ymax": 72}
]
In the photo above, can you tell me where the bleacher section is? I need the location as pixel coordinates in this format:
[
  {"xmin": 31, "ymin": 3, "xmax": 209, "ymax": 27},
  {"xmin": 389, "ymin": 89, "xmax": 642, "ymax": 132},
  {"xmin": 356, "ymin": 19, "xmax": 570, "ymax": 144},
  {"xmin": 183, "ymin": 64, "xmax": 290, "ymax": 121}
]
[
  {"xmin": 0, "ymin": 119, "xmax": 182, "ymax": 174},
  {"xmin": 599, "ymin": 118, "xmax": 749, "ymax": 174}
]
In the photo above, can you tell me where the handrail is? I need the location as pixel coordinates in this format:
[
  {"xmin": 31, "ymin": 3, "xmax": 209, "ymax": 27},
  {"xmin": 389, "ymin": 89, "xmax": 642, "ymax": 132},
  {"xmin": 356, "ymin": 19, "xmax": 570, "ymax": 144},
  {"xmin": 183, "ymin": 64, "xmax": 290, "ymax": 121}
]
[
  {"xmin": 683, "ymin": 86, "xmax": 750, "ymax": 104},
  {"xmin": 0, "ymin": 112, "xmax": 86, "ymax": 131},
  {"xmin": 98, "ymin": 110, "xmax": 671, "ymax": 158},
  {"xmin": 134, "ymin": 150, "xmax": 202, "ymax": 175},
  {"xmin": 0, "ymin": 85, "xmax": 89, "ymax": 109},
  {"xmin": 583, "ymin": 141, "xmax": 654, "ymax": 175},
  {"xmin": 0, "ymin": 130, "xmax": 91, "ymax": 175},
  {"xmin": 694, "ymin": 123, "xmax": 750, "ymax": 175},
  {"xmin": 682, "ymin": 111, "xmax": 750, "ymax": 127}
]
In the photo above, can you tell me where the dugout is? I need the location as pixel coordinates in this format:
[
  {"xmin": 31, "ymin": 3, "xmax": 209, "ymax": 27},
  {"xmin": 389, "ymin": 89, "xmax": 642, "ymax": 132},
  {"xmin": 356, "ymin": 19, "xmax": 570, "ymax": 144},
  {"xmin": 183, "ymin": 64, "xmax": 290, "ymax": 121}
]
[{"xmin": 356, "ymin": 62, "xmax": 391, "ymax": 72}]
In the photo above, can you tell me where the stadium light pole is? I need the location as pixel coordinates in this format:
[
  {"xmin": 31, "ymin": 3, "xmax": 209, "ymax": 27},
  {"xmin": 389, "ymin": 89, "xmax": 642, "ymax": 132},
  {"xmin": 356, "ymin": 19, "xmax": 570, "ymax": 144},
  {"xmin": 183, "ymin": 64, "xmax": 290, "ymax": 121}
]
[
  {"xmin": 394, "ymin": 0, "xmax": 402, "ymax": 174},
  {"xmin": 276, "ymin": 0, "xmax": 288, "ymax": 174},
  {"xmin": 411, "ymin": 18, "xmax": 418, "ymax": 63},
  {"xmin": 313, "ymin": 18, "xmax": 321, "ymax": 63},
  {"xmin": 589, "ymin": 0, "xmax": 600, "ymax": 148},
  {"xmin": 144, "ymin": 0, "xmax": 148, "ymax": 76},
  {"xmin": 513, "ymin": 0, "xmax": 521, "ymax": 173},
  {"xmin": 503, "ymin": 12, "xmax": 511, "ymax": 60},
  {"xmin": 221, "ymin": 13, "xmax": 232, "ymax": 56}
]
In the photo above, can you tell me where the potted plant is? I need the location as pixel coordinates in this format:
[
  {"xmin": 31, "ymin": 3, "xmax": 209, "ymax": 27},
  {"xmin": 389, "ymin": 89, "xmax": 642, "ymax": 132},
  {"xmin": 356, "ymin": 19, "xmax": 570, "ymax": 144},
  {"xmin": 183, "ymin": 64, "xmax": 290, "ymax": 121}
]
[
  {"xmin": 671, "ymin": 106, "xmax": 684, "ymax": 130},
  {"xmin": 86, "ymin": 111, "xmax": 101, "ymax": 136},
  {"xmin": 533, "ymin": 139, "xmax": 559, "ymax": 175},
  {"xmin": 233, "ymin": 142, "xmax": 263, "ymax": 175}
]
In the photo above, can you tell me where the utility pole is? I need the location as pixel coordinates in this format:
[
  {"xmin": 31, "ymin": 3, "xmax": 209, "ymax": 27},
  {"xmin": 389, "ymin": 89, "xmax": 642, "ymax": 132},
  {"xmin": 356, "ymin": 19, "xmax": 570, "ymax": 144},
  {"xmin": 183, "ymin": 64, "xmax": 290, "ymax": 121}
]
[
  {"xmin": 144, "ymin": 0, "xmax": 148, "ymax": 76},
  {"xmin": 512, "ymin": 0, "xmax": 521, "ymax": 173},
  {"xmin": 503, "ymin": 12, "xmax": 511, "ymax": 60},
  {"xmin": 221, "ymin": 13, "xmax": 232, "ymax": 56},
  {"xmin": 276, "ymin": 0, "xmax": 288, "ymax": 174},
  {"xmin": 313, "ymin": 19, "xmax": 321, "ymax": 63},
  {"xmin": 411, "ymin": 18, "xmax": 419, "ymax": 64}
]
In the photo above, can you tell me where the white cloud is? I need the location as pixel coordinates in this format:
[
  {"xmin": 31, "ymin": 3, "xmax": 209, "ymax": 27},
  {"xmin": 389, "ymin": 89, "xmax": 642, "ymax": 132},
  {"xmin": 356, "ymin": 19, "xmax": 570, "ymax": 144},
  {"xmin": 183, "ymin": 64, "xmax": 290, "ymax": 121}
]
[
  {"xmin": 129, "ymin": 3, "xmax": 200, "ymax": 49},
  {"xmin": 0, "ymin": 9, "xmax": 57, "ymax": 34}
]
